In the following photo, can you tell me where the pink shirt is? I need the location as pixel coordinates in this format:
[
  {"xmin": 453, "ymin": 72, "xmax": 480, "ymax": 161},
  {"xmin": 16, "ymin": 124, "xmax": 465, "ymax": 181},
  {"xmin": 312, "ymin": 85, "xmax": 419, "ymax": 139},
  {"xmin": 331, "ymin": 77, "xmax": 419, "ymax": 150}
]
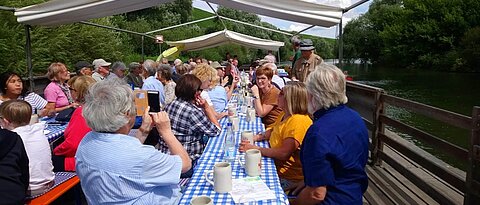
[{"xmin": 44, "ymin": 82, "xmax": 69, "ymax": 108}]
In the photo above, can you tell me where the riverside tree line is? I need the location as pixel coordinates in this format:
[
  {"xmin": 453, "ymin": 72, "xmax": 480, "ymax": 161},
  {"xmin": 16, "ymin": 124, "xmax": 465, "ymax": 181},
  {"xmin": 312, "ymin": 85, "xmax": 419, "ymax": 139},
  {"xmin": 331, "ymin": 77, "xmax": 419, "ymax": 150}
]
[{"xmin": 342, "ymin": 0, "xmax": 480, "ymax": 72}]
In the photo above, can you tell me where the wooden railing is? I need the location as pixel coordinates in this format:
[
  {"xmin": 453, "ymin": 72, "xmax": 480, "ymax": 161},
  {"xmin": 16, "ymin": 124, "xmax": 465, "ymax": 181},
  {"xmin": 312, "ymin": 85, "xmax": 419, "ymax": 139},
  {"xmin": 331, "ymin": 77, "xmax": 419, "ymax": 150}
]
[{"xmin": 346, "ymin": 81, "xmax": 480, "ymax": 205}]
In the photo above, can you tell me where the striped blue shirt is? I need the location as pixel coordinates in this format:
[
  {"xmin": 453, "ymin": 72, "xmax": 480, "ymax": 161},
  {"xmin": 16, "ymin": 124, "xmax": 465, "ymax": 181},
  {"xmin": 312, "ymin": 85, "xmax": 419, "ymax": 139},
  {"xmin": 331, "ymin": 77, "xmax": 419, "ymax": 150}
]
[
  {"xmin": 21, "ymin": 92, "xmax": 48, "ymax": 112},
  {"xmin": 76, "ymin": 132, "xmax": 182, "ymax": 205},
  {"xmin": 0, "ymin": 92, "xmax": 48, "ymax": 114}
]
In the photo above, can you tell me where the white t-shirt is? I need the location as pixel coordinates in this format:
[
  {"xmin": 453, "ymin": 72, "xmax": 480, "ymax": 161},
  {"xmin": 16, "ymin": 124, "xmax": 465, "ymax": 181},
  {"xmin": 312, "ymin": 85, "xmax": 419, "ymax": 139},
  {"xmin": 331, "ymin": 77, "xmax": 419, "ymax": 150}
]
[
  {"xmin": 272, "ymin": 75, "xmax": 291, "ymax": 90},
  {"xmin": 201, "ymin": 90, "xmax": 213, "ymax": 106},
  {"xmin": 13, "ymin": 122, "xmax": 54, "ymax": 194}
]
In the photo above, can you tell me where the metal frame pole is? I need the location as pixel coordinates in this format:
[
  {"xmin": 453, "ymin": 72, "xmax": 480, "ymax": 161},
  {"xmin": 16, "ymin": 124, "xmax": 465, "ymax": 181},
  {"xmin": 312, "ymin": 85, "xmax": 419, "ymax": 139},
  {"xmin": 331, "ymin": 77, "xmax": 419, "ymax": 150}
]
[
  {"xmin": 25, "ymin": 25, "xmax": 34, "ymax": 92},
  {"xmin": 338, "ymin": 17, "xmax": 343, "ymax": 69},
  {"xmin": 141, "ymin": 36, "xmax": 145, "ymax": 62},
  {"xmin": 277, "ymin": 50, "xmax": 281, "ymax": 64}
]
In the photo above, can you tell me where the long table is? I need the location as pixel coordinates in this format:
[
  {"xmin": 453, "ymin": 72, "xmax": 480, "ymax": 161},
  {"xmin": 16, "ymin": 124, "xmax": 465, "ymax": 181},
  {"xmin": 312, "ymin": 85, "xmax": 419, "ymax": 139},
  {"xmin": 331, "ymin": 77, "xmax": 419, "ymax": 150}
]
[
  {"xmin": 178, "ymin": 105, "xmax": 289, "ymax": 204},
  {"xmin": 42, "ymin": 117, "xmax": 68, "ymax": 143}
]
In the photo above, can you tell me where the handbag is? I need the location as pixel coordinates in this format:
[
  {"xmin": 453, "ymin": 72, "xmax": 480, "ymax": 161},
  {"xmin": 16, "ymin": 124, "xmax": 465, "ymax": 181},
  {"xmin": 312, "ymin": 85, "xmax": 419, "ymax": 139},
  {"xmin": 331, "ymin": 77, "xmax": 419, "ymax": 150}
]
[{"xmin": 55, "ymin": 107, "xmax": 76, "ymax": 122}]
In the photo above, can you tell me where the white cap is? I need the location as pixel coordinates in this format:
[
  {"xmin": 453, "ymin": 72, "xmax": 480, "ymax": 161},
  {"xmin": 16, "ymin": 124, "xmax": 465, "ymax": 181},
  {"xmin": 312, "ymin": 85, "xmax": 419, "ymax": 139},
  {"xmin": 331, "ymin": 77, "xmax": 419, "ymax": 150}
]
[{"xmin": 92, "ymin": 59, "xmax": 111, "ymax": 69}]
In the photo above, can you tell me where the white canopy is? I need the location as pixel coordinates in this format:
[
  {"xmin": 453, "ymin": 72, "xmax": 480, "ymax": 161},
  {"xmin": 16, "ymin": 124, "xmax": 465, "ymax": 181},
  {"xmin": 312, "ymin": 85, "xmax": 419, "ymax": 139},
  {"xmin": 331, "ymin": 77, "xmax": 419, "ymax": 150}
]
[
  {"xmin": 167, "ymin": 29, "xmax": 285, "ymax": 51},
  {"xmin": 15, "ymin": 0, "xmax": 174, "ymax": 26},
  {"xmin": 204, "ymin": 0, "xmax": 342, "ymax": 27},
  {"xmin": 15, "ymin": 0, "xmax": 343, "ymax": 27}
]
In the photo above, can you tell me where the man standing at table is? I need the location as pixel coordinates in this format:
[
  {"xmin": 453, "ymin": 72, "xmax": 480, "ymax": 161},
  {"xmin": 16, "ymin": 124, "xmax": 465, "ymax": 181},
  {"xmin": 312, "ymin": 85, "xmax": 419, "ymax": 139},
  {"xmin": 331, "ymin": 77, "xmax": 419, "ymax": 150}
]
[{"xmin": 291, "ymin": 39, "xmax": 323, "ymax": 82}]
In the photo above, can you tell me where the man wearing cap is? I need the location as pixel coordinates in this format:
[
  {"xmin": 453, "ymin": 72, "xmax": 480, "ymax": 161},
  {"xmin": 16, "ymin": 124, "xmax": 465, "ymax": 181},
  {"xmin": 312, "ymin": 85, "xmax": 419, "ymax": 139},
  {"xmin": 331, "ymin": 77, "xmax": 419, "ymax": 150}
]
[
  {"xmin": 74, "ymin": 61, "xmax": 93, "ymax": 76},
  {"xmin": 92, "ymin": 59, "xmax": 111, "ymax": 82},
  {"xmin": 292, "ymin": 39, "xmax": 323, "ymax": 82}
]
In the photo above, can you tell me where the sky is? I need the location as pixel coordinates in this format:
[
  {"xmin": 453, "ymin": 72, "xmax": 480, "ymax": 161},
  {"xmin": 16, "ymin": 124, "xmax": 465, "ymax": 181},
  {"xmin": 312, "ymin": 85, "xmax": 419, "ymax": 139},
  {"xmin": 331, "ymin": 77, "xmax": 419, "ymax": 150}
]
[{"xmin": 192, "ymin": 0, "xmax": 371, "ymax": 39}]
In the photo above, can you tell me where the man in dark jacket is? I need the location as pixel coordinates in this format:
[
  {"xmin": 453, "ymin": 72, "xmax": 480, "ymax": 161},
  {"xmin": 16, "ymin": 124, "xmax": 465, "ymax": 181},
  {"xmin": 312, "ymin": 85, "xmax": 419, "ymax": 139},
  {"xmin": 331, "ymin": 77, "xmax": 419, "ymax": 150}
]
[{"xmin": 0, "ymin": 128, "xmax": 29, "ymax": 205}]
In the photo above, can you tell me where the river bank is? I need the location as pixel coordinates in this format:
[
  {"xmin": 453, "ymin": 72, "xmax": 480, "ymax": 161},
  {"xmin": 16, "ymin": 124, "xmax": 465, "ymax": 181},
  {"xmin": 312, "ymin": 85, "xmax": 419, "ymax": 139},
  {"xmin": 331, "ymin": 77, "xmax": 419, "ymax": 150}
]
[{"xmin": 344, "ymin": 63, "xmax": 480, "ymax": 169}]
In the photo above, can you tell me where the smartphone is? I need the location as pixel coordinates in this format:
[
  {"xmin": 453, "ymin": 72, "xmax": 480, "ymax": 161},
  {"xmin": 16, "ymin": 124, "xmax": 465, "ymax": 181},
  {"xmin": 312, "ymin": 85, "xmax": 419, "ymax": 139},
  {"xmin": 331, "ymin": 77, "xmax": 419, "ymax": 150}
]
[{"xmin": 147, "ymin": 90, "xmax": 161, "ymax": 113}]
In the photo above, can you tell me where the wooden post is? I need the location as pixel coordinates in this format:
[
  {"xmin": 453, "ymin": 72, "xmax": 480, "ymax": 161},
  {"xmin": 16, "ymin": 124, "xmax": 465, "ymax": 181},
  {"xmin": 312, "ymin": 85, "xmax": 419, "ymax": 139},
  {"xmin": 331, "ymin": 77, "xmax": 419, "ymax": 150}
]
[
  {"xmin": 465, "ymin": 106, "xmax": 480, "ymax": 204},
  {"xmin": 371, "ymin": 89, "xmax": 385, "ymax": 166}
]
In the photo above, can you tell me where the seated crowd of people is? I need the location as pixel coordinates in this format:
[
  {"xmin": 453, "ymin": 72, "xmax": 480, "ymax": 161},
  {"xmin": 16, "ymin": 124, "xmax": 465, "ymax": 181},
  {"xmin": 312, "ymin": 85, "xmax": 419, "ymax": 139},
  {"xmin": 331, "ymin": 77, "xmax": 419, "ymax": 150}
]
[{"xmin": 0, "ymin": 40, "xmax": 369, "ymax": 205}]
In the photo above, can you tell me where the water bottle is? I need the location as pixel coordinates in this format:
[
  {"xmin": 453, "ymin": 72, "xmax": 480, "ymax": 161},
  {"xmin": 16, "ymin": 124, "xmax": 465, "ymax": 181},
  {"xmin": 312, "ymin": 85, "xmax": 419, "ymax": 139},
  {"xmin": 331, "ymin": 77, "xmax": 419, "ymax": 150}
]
[{"xmin": 224, "ymin": 122, "xmax": 236, "ymax": 162}]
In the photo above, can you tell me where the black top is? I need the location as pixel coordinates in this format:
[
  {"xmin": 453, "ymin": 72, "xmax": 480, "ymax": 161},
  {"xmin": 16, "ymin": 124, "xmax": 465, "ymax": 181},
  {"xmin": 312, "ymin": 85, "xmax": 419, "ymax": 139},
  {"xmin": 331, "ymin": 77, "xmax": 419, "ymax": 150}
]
[
  {"xmin": 224, "ymin": 74, "xmax": 234, "ymax": 87},
  {"xmin": 0, "ymin": 129, "xmax": 29, "ymax": 205}
]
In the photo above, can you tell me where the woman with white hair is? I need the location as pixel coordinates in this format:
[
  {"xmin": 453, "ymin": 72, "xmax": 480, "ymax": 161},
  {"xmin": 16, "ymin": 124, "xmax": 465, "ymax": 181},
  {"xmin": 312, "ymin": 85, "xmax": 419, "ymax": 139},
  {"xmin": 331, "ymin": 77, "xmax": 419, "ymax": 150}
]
[
  {"xmin": 289, "ymin": 64, "xmax": 369, "ymax": 205},
  {"xmin": 76, "ymin": 79, "xmax": 191, "ymax": 205}
]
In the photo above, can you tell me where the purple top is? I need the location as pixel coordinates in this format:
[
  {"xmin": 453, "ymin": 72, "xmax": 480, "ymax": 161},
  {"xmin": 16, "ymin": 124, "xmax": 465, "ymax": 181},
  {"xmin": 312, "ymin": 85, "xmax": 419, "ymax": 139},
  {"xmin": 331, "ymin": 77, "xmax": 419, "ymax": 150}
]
[{"xmin": 44, "ymin": 82, "xmax": 70, "ymax": 108}]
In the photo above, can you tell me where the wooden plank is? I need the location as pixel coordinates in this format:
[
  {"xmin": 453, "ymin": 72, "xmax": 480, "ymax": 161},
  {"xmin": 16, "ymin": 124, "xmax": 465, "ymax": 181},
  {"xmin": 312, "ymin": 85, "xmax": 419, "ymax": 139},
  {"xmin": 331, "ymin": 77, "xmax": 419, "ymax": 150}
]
[
  {"xmin": 465, "ymin": 106, "xmax": 480, "ymax": 204},
  {"xmin": 380, "ymin": 115, "xmax": 468, "ymax": 162},
  {"xmin": 366, "ymin": 166, "xmax": 413, "ymax": 204},
  {"xmin": 379, "ymin": 151, "xmax": 459, "ymax": 205},
  {"xmin": 347, "ymin": 81, "xmax": 384, "ymax": 95},
  {"xmin": 26, "ymin": 176, "xmax": 80, "ymax": 205},
  {"xmin": 381, "ymin": 94, "xmax": 471, "ymax": 130},
  {"xmin": 363, "ymin": 176, "xmax": 393, "ymax": 205},
  {"xmin": 380, "ymin": 163, "xmax": 438, "ymax": 205},
  {"xmin": 379, "ymin": 133, "xmax": 466, "ymax": 192}
]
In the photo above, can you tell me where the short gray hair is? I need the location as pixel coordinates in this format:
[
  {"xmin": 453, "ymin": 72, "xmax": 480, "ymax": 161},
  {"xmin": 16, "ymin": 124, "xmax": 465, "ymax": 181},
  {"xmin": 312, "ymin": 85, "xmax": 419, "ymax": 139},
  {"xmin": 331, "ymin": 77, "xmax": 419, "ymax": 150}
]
[
  {"xmin": 128, "ymin": 62, "xmax": 141, "ymax": 72},
  {"xmin": 305, "ymin": 63, "xmax": 348, "ymax": 111},
  {"xmin": 83, "ymin": 78, "xmax": 135, "ymax": 132},
  {"xmin": 291, "ymin": 36, "xmax": 301, "ymax": 46},
  {"xmin": 143, "ymin": 59, "xmax": 157, "ymax": 77},
  {"xmin": 111, "ymin": 61, "xmax": 126, "ymax": 72}
]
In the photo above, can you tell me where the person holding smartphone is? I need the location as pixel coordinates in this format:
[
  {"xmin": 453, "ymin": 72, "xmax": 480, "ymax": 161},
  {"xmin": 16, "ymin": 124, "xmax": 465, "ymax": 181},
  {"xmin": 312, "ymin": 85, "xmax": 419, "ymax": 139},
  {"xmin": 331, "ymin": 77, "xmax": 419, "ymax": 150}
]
[{"xmin": 76, "ymin": 78, "xmax": 191, "ymax": 205}]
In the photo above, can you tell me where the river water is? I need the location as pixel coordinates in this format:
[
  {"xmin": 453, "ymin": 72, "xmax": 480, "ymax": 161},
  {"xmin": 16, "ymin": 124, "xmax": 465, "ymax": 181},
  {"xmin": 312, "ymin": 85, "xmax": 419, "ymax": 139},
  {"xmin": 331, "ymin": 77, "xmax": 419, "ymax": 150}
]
[{"xmin": 343, "ymin": 63, "xmax": 480, "ymax": 169}]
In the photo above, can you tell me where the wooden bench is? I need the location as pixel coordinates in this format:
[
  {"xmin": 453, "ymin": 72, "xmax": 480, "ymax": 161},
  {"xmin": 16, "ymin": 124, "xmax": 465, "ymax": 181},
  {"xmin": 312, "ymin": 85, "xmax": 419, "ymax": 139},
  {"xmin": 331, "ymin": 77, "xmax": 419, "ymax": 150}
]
[{"xmin": 26, "ymin": 176, "xmax": 80, "ymax": 205}]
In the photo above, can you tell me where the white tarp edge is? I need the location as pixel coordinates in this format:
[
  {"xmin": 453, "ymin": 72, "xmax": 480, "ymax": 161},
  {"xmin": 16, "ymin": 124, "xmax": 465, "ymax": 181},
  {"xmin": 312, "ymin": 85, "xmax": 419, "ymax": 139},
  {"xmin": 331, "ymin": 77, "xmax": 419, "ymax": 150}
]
[
  {"xmin": 205, "ymin": 0, "xmax": 343, "ymax": 27},
  {"xmin": 167, "ymin": 29, "xmax": 285, "ymax": 51},
  {"xmin": 14, "ymin": 0, "xmax": 342, "ymax": 27},
  {"xmin": 15, "ymin": 0, "xmax": 174, "ymax": 26}
]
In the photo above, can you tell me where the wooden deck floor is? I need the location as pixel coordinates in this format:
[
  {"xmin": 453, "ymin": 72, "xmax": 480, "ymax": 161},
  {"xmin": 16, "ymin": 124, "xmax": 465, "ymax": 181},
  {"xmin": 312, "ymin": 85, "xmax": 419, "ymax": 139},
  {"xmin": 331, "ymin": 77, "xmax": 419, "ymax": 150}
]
[{"xmin": 363, "ymin": 130, "xmax": 465, "ymax": 205}]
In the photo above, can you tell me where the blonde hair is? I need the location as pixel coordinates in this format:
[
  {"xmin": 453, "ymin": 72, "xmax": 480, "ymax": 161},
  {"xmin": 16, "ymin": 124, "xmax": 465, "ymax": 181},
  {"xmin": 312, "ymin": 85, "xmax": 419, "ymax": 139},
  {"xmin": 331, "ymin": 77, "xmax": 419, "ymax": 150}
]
[
  {"xmin": 192, "ymin": 63, "xmax": 215, "ymax": 82},
  {"xmin": 210, "ymin": 68, "xmax": 220, "ymax": 89},
  {"xmin": 68, "ymin": 75, "xmax": 96, "ymax": 103},
  {"xmin": 283, "ymin": 81, "xmax": 309, "ymax": 115},
  {"xmin": 0, "ymin": 99, "xmax": 32, "ymax": 127},
  {"xmin": 306, "ymin": 63, "xmax": 348, "ymax": 110},
  {"xmin": 46, "ymin": 62, "xmax": 68, "ymax": 81}
]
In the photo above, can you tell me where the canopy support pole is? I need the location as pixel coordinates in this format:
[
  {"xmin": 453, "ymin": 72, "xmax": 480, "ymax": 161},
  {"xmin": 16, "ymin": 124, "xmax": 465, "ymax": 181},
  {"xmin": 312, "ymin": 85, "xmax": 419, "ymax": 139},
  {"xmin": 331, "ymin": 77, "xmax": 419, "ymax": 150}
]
[
  {"xmin": 206, "ymin": 2, "xmax": 227, "ymax": 30},
  {"xmin": 79, "ymin": 21, "xmax": 155, "ymax": 39},
  {"xmin": 277, "ymin": 50, "xmax": 281, "ymax": 63},
  {"xmin": 219, "ymin": 16, "xmax": 293, "ymax": 36},
  {"xmin": 0, "ymin": 6, "xmax": 15, "ymax": 11},
  {"xmin": 25, "ymin": 25, "xmax": 34, "ymax": 92},
  {"xmin": 338, "ymin": 17, "xmax": 343, "ymax": 69},
  {"xmin": 293, "ymin": 25, "xmax": 315, "ymax": 36},
  {"xmin": 146, "ymin": 16, "xmax": 216, "ymax": 34},
  {"xmin": 344, "ymin": 0, "xmax": 371, "ymax": 13},
  {"xmin": 141, "ymin": 36, "xmax": 145, "ymax": 62}
]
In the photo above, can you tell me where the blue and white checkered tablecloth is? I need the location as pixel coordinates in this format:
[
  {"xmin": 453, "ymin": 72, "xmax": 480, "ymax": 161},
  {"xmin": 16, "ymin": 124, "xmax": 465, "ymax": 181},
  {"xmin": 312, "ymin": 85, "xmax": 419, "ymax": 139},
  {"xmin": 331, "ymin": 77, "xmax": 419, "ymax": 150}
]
[
  {"xmin": 42, "ymin": 117, "xmax": 68, "ymax": 143},
  {"xmin": 179, "ymin": 102, "xmax": 289, "ymax": 205}
]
